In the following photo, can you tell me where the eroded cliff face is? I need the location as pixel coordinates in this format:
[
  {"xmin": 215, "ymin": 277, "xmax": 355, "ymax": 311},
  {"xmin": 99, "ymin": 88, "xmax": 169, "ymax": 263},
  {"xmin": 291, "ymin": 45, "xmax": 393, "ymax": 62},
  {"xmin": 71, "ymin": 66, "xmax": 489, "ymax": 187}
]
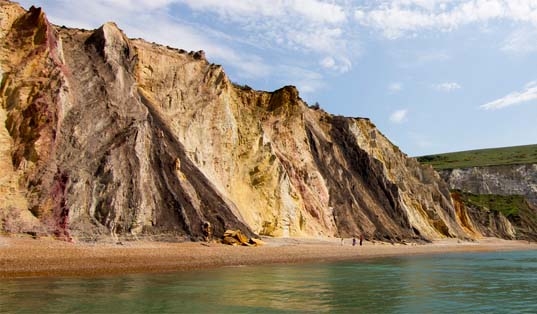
[
  {"xmin": 132, "ymin": 37, "xmax": 474, "ymax": 241},
  {"xmin": 0, "ymin": 3, "xmax": 251, "ymax": 241},
  {"xmin": 1, "ymin": 2, "xmax": 483, "ymax": 242},
  {"xmin": 451, "ymin": 192, "xmax": 516, "ymax": 240},
  {"xmin": 441, "ymin": 164, "xmax": 537, "ymax": 206},
  {"xmin": 441, "ymin": 165, "xmax": 537, "ymax": 240}
]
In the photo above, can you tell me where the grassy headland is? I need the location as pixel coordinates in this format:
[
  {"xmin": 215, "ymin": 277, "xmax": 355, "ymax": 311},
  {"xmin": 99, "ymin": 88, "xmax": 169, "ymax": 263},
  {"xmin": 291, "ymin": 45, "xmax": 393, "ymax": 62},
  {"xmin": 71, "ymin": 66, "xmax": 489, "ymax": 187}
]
[{"xmin": 416, "ymin": 144, "xmax": 537, "ymax": 170}]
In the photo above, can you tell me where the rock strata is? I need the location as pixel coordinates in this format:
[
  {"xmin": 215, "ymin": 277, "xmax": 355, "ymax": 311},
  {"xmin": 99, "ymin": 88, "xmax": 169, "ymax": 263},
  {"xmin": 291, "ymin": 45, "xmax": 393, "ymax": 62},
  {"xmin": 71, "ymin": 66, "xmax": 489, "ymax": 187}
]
[
  {"xmin": 441, "ymin": 164, "xmax": 537, "ymax": 206},
  {"xmin": 442, "ymin": 165, "xmax": 537, "ymax": 240},
  {"xmin": 0, "ymin": 1, "xmax": 492, "ymax": 242}
]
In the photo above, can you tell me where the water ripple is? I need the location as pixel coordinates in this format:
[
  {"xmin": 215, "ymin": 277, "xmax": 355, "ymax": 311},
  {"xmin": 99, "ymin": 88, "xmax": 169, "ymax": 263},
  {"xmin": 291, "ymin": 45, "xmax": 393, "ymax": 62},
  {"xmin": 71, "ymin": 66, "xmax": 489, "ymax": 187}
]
[{"xmin": 1, "ymin": 250, "xmax": 537, "ymax": 313}]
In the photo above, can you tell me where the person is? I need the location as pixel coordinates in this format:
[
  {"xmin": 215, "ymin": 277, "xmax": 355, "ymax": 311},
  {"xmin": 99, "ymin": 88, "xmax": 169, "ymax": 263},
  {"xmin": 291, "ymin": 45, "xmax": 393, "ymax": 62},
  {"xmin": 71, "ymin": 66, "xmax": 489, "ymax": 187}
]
[
  {"xmin": 202, "ymin": 221, "xmax": 212, "ymax": 242},
  {"xmin": 359, "ymin": 234, "xmax": 364, "ymax": 246},
  {"xmin": 341, "ymin": 237, "xmax": 344, "ymax": 246},
  {"xmin": 352, "ymin": 237, "xmax": 357, "ymax": 246}
]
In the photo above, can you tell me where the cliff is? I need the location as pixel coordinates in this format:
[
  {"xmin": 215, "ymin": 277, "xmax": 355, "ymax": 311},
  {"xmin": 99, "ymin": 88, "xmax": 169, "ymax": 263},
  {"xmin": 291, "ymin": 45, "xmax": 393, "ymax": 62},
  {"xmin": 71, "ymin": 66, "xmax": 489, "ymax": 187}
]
[
  {"xmin": 441, "ymin": 164, "xmax": 537, "ymax": 206},
  {"xmin": 417, "ymin": 144, "xmax": 537, "ymax": 241},
  {"xmin": 441, "ymin": 165, "xmax": 537, "ymax": 241},
  {"xmin": 0, "ymin": 2, "xmax": 488, "ymax": 242}
]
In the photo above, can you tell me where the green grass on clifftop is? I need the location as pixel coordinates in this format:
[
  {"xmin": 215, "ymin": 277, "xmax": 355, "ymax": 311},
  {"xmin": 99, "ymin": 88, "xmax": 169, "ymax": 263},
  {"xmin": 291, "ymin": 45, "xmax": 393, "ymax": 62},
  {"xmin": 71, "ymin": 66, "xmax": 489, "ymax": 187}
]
[
  {"xmin": 416, "ymin": 144, "xmax": 537, "ymax": 170},
  {"xmin": 453, "ymin": 190, "xmax": 528, "ymax": 217}
]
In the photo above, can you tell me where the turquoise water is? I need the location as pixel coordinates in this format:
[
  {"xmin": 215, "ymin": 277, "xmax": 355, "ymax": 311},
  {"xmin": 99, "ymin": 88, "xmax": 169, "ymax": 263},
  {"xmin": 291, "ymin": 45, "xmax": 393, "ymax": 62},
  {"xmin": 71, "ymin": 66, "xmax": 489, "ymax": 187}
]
[{"xmin": 2, "ymin": 250, "xmax": 537, "ymax": 313}]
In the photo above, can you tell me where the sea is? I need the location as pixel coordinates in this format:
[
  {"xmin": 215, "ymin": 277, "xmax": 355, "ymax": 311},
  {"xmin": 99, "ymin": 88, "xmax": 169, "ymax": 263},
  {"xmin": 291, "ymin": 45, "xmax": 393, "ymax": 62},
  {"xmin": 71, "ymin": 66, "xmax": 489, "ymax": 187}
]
[{"xmin": 1, "ymin": 250, "xmax": 537, "ymax": 313}]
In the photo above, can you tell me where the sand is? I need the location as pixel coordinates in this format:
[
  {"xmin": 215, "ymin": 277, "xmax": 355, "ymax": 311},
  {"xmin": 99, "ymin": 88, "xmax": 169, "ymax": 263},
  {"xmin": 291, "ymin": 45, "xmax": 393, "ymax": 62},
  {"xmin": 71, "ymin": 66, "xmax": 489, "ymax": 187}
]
[{"xmin": 1, "ymin": 235, "xmax": 536, "ymax": 279}]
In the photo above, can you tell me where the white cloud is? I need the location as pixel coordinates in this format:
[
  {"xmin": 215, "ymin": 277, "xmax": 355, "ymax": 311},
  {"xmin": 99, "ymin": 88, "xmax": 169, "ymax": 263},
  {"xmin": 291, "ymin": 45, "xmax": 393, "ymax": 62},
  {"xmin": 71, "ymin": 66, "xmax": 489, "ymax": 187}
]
[
  {"xmin": 320, "ymin": 57, "xmax": 336, "ymax": 69},
  {"xmin": 173, "ymin": 0, "xmax": 280, "ymax": 18},
  {"xmin": 105, "ymin": 10, "xmax": 273, "ymax": 79},
  {"xmin": 99, "ymin": 0, "xmax": 177, "ymax": 11},
  {"xmin": 175, "ymin": 0, "xmax": 355, "ymax": 68},
  {"xmin": 176, "ymin": 0, "xmax": 346, "ymax": 23},
  {"xmin": 389, "ymin": 82, "xmax": 403, "ymax": 92},
  {"xmin": 287, "ymin": 27, "xmax": 344, "ymax": 54},
  {"xmin": 390, "ymin": 109, "xmax": 408, "ymax": 123},
  {"xmin": 18, "ymin": 0, "xmax": 357, "ymax": 90},
  {"xmin": 175, "ymin": 0, "xmax": 350, "ymax": 56},
  {"xmin": 319, "ymin": 56, "xmax": 351, "ymax": 73},
  {"xmin": 434, "ymin": 82, "xmax": 461, "ymax": 92},
  {"xmin": 392, "ymin": 0, "xmax": 451, "ymax": 11},
  {"xmin": 354, "ymin": 0, "xmax": 537, "ymax": 39},
  {"xmin": 501, "ymin": 28, "xmax": 537, "ymax": 55},
  {"xmin": 290, "ymin": 0, "xmax": 347, "ymax": 24},
  {"xmin": 480, "ymin": 81, "xmax": 537, "ymax": 110}
]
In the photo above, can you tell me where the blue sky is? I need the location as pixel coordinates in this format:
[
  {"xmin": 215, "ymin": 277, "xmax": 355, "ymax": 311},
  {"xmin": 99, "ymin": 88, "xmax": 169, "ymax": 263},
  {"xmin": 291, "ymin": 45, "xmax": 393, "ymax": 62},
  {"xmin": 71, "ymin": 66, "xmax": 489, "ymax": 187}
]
[{"xmin": 17, "ymin": 0, "xmax": 537, "ymax": 156}]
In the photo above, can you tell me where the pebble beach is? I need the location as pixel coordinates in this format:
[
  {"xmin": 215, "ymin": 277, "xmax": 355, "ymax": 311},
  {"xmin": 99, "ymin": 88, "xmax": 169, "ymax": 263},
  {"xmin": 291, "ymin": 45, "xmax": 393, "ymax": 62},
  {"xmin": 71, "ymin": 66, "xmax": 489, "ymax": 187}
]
[{"xmin": 1, "ymin": 235, "xmax": 536, "ymax": 278}]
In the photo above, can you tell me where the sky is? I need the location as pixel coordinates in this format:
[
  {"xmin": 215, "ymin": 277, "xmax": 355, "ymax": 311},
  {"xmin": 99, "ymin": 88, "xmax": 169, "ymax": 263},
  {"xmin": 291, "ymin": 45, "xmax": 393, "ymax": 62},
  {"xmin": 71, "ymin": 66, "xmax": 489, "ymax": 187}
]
[{"xmin": 16, "ymin": 0, "xmax": 537, "ymax": 156}]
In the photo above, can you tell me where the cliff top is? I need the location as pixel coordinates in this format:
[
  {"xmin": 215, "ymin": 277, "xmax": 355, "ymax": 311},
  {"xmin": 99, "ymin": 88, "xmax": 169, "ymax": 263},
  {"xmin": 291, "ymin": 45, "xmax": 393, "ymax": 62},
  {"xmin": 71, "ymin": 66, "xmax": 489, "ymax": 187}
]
[{"xmin": 417, "ymin": 144, "xmax": 537, "ymax": 170}]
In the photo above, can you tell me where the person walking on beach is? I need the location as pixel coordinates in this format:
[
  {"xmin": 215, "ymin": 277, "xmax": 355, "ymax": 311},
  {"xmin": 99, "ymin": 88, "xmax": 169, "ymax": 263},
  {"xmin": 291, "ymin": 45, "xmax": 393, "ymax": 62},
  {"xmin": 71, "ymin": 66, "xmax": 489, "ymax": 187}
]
[
  {"xmin": 359, "ymin": 234, "xmax": 364, "ymax": 246},
  {"xmin": 352, "ymin": 237, "xmax": 357, "ymax": 246}
]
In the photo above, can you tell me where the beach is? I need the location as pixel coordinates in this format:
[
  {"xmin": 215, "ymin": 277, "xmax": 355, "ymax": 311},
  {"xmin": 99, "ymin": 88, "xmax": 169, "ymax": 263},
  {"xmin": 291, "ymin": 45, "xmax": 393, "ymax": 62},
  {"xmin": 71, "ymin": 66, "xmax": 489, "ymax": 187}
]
[{"xmin": 1, "ymin": 235, "xmax": 536, "ymax": 278}]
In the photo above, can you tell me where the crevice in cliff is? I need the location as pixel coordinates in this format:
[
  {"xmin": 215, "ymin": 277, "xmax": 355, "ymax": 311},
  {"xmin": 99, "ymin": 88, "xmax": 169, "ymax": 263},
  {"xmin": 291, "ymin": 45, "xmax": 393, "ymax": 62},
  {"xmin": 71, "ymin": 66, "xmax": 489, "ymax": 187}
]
[
  {"xmin": 305, "ymin": 115, "xmax": 415, "ymax": 242},
  {"xmin": 138, "ymin": 89, "xmax": 255, "ymax": 239},
  {"xmin": 51, "ymin": 19, "xmax": 254, "ymax": 241}
]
